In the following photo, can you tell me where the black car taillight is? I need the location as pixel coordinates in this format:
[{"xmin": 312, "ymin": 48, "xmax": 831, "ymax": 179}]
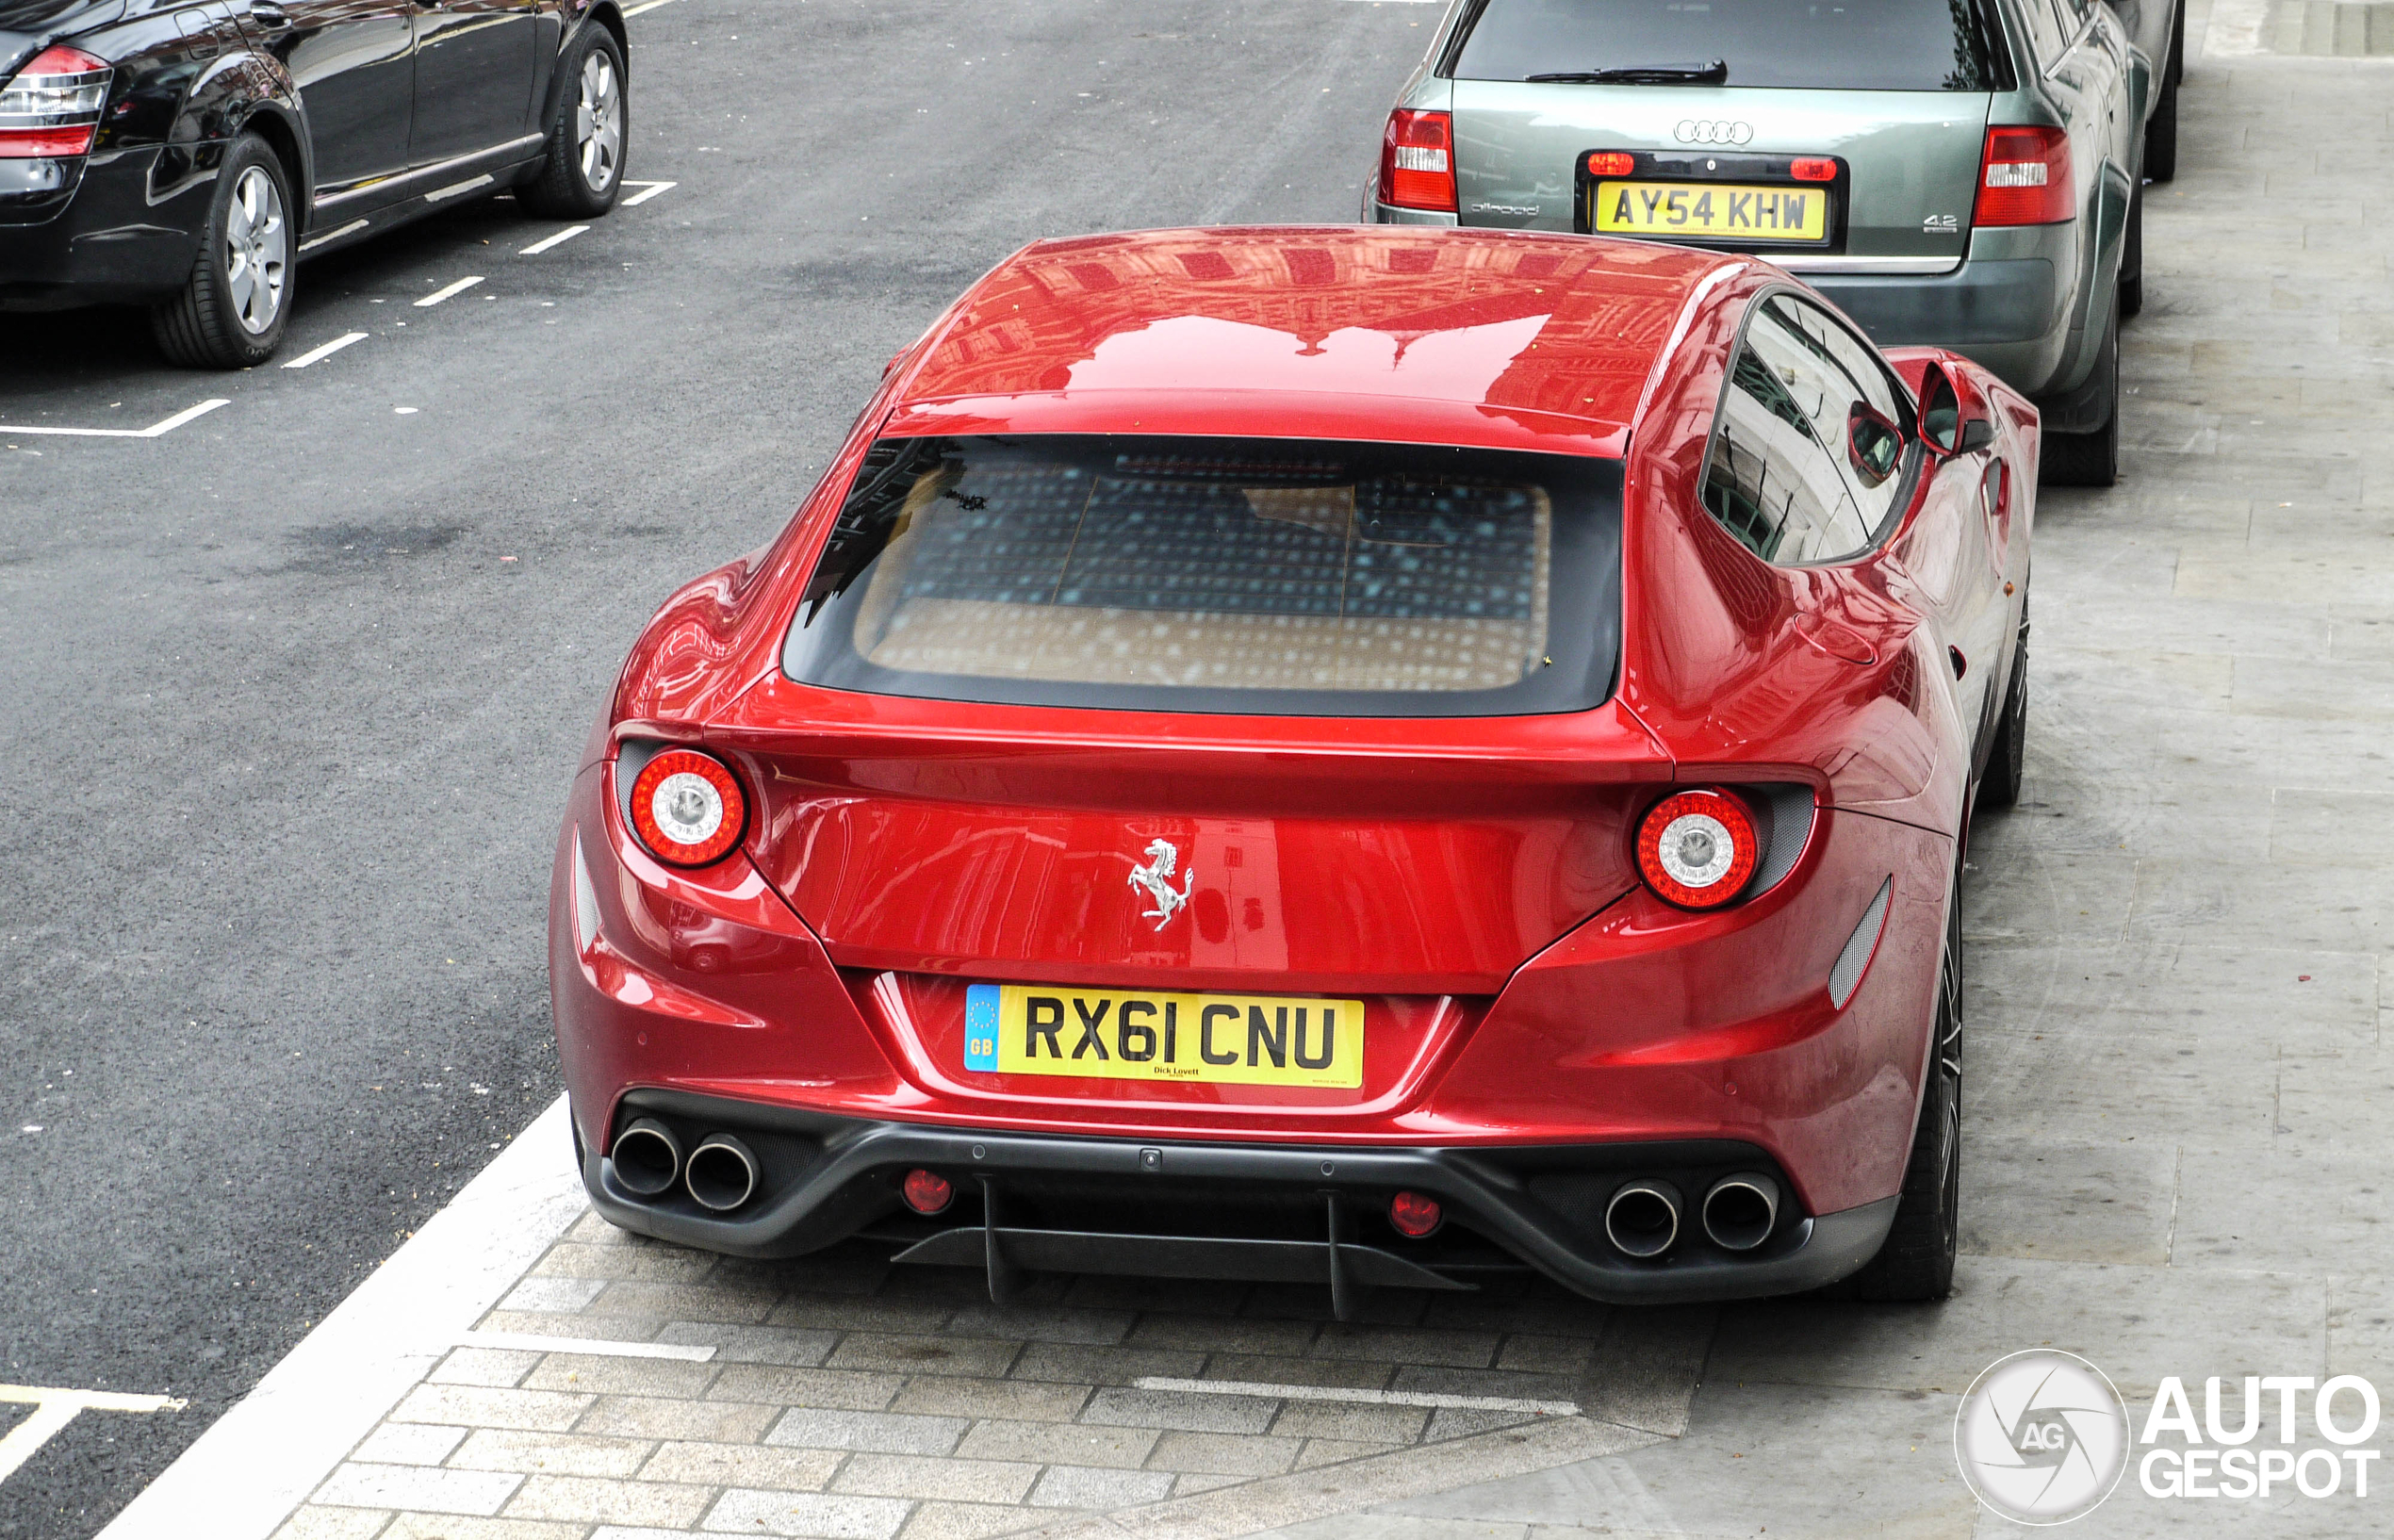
[{"xmin": 0, "ymin": 45, "xmax": 112, "ymax": 159}]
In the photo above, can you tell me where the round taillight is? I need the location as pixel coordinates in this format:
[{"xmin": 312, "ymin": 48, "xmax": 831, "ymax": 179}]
[
  {"xmin": 628, "ymin": 748, "xmax": 746, "ymax": 866},
  {"xmin": 1636, "ymin": 789, "xmax": 1759, "ymax": 909},
  {"xmin": 1388, "ymin": 1190, "xmax": 1442, "ymax": 1238},
  {"xmin": 902, "ymin": 1169, "xmax": 953, "ymax": 1215}
]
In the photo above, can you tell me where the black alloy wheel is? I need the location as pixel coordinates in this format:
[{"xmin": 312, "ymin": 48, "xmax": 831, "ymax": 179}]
[
  {"xmin": 2040, "ymin": 306, "xmax": 2120, "ymax": 489},
  {"xmin": 153, "ymin": 132, "xmax": 294, "ymax": 369},
  {"xmin": 521, "ymin": 25, "xmax": 629, "ymax": 219},
  {"xmin": 1834, "ymin": 872, "xmax": 1963, "ymax": 1302}
]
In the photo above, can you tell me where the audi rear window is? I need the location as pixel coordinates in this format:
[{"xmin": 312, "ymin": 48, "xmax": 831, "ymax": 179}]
[
  {"xmin": 781, "ymin": 434, "xmax": 1624, "ymax": 717},
  {"xmin": 1451, "ymin": 0, "xmax": 2001, "ymax": 91}
]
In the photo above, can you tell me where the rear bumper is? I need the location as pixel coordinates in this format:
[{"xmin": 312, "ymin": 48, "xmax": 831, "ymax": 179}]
[
  {"xmin": 0, "ymin": 143, "xmax": 210, "ymax": 310},
  {"xmin": 1804, "ymin": 257, "xmax": 2071, "ymax": 393},
  {"xmin": 582, "ymin": 1089, "xmax": 1901, "ymax": 1306}
]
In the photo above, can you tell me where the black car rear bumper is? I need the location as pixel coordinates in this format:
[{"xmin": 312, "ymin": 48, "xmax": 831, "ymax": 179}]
[
  {"xmin": 582, "ymin": 1089, "xmax": 1899, "ymax": 1310},
  {"xmin": 0, "ymin": 143, "xmax": 209, "ymax": 309}
]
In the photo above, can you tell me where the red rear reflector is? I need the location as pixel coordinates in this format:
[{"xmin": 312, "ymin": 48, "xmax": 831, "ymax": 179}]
[
  {"xmin": 0, "ymin": 46, "xmax": 111, "ymax": 160},
  {"xmin": 1791, "ymin": 157, "xmax": 1837, "ymax": 183},
  {"xmin": 1382, "ymin": 108, "xmax": 1455, "ymax": 213},
  {"xmin": 1636, "ymin": 789, "xmax": 1760, "ymax": 909},
  {"xmin": 1389, "ymin": 1190, "xmax": 1442, "ymax": 1237},
  {"xmin": 902, "ymin": 1169, "xmax": 954, "ymax": 1215},
  {"xmin": 1585, "ymin": 151, "xmax": 1635, "ymax": 178},
  {"xmin": 0, "ymin": 126, "xmax": 96, "ymax": 157},
  {"xmin": 627, "ymin": 748, "xmax": 747, "ymax": 867},
  {"xmin": 1974, "ymin": 125, "xmax": 2073, "ymax": 226}
]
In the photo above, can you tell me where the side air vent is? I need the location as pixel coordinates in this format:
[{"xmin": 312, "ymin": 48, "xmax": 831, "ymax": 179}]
[{"xmin": 1828, "ymin": 878, "xmax": 1893, "ymax": 1009}]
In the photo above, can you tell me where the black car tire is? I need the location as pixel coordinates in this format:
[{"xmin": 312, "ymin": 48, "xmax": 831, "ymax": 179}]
[
  {"xmin": 152, "ymin": 132, "xmax": 295, "ymax": 369},
  {"xmin": 1979, "ymin": 627, "xmax": 2028, "ymax": 811},
  {"xmin": 2118, "ymin": 185, "xmax": 2143, "ymax": 320},
  {"xmin": 521, "ymin": 25, "xmax": 628, "ymax": 219},
  {"xmin": 2040, "ymin": 307, "xmax": 2120, "ymax": 489},
  {"xmin": 1836, "ymin": 876, "xmax": 1962, "ymax": 1302},
  {"xmin": 2145, "ymin": 5, "xmax": 2183, "ymax": 183}
]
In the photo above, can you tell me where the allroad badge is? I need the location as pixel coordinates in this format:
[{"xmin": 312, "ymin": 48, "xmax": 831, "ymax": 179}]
[
  {"xmin": 1674, "ymin": 119, "xmax": 1755, "ymax": 146},
  {"xmin": 1127, "ymin": 838, "xmax": 1193, "ymax": 930}
]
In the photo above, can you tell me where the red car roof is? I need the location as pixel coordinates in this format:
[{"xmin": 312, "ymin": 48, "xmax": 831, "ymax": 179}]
[{"xmin": 882, "ymin": 226, "xmax": 1736, "ymax": 459}]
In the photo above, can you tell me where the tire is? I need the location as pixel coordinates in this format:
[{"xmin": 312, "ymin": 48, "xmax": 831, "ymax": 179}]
[
  {"xmin": 2118, "ymin": 184, "xmax": 2143, "ymax": 320},
  {"xmin": 151, "ymin": 133, "xmax": 294, "ymax": 369},
  {"xmin": 1979, "ymin": 625, "xmax": 2028, "ymax": 811},
  {"xmin": 2039, "ymin": 306, "xmax": 2119, "ymax": 488},
  {"xmin": 520, "ymin": 25, "xmax": 628, "ymax": 219},
  {"xmin": 1841, "ymin": 876, "xmax": 1963, "ymax": 1302},
  {"xmin": 2144, "ymin": 74, "xmax": 2179, "ymax": 185},
  {"xmin": 2145, "ymin": 1, "xmax": 2183, "ymax": 183}
]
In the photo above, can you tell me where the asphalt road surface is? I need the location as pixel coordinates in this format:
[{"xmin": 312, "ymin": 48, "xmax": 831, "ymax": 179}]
[{"xmin": 0, "ymin": 1, "xmax": 1439, "ymax": 1531}]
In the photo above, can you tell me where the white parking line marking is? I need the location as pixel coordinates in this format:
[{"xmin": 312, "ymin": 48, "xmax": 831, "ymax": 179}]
[
  {"xmin": 95, "ymin": 1099, "xmax": 582, "ymax": 1540},
  {"xmin": 282, "ymin": 332, "xmax": 369, "ymax": 369},
  {"xmin": 0, "ymin": 398, "xmax": 230, "ymax": 438},
  {"xmin": 620, "ymin": 179, "xmax": 678, "ymax": 205},
  {"xmin": 621, "ymin": 0, "xmax": 677, "ymax": 14},
  {"xmin": 297, "ymin": 218, "xmax": 368, "ymax": 254},
  {"xmin": 519, "ymin": 225, "xmax": 588, "ymax": 255},
  {"xmin": 0, "ymin": 1386, "xmax": 185, "ymax": 1483},
  {"xmin": 415, "ymin": 275, "xmax": 485, "ymax": 308},
  {"xmin": 1133, "ymin": 1377, "xmax": 1581, "ymax": 1417},
  {"xmin": 460, "ymin": 1331, "xmax": 716, "ymax": 1362},
  {"xmin": 426, "ymin": 173, "xmax": 495, "ymax": 203}
]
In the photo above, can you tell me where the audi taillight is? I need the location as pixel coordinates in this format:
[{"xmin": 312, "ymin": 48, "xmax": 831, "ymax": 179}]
[
  {"xmin": 1636, "ymin": 789, "xmax": 1760, "ymax": 909},
  {"xmin": 627, "ymin": 748, "xmax": 746, "ymax": 866},
  {"xmin": 1790, "ymin": 157, "xmax": 1837, "ymax": 183},
  {"xmin": 1585, "ymin": 151, "xmax": 1635, "ymax": 178},
  {"xmin": 1381, "ymin": 108, "xmax": 1455, "ymax": 213},
  {"xmin": 0, "ymin": 46, "xmax": 112, "ymax": 159},
  {"xmin": 1974, "ymin": 125, "xmax": 2073, "ymax": 227}
]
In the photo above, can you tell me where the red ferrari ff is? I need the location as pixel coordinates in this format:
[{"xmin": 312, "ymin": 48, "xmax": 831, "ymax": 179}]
[{"xmin": 550, "ymin": 226, "xmax": 2036, "ymax": 1309}]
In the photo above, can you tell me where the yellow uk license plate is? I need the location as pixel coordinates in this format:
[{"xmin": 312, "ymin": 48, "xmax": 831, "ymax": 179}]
[
  {"xmin": 963, "ymin": 982, "xmax": 1365, "ymax": 1089},
  {"xmin": 1593, "ymin": 180, "xmax": 1828, "ymax": 243}
]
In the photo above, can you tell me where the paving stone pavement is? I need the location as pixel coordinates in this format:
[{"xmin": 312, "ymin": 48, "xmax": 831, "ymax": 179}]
[
  {"xmin": 266, "ymin": 1216, "xmax": 1707, "ymax": 1540},
  {"xmin": 261, "ymin": 6, "xmax": 2391, "ymax": 1538}
]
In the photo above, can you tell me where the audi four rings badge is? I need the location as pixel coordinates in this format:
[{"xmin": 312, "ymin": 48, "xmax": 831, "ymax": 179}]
[{"xmin": 1674, "ymin": 120, "xmax": 1755, "ymax": 145}]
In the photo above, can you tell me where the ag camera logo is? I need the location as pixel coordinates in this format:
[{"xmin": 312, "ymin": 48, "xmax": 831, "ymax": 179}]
[{"xmin": 1955, "ymin": 1351, "xmax": 2131, "ymax": 1524}]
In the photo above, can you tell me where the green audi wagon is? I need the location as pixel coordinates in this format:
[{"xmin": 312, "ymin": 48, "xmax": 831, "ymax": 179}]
[{"xmin": 1367, "ymin": 0, "xmax": 2157, "ymax": 485}]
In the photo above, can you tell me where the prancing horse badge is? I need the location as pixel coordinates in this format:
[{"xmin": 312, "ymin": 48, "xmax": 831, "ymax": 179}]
[{"xmin": 1127, "ymin": 838, "xmax": 1193, "ymax": 930}]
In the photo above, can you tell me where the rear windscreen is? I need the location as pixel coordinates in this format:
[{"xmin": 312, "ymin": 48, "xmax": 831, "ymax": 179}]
[
  {"xmin": 781, "ymin": 434, "xmax": 1624, "ymax": 717},
  {"xmin": 1452, "ymin": 0, "xmax": 2000, "ymax": 90}
]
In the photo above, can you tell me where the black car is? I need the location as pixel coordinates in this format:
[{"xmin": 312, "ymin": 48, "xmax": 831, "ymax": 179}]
[{"xmin": 0, "ymin": 0, "xmax": 629, "ymax": 367}]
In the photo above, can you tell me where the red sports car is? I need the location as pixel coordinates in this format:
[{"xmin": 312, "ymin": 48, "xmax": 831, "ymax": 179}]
[{"xmin": 550, "ymin": 226, "xmax": 2036, "ymax": 1309}]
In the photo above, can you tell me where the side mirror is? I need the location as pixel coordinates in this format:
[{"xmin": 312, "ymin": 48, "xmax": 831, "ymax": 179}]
[
  {"xmin": 1920, "ymin": 367, "xmax": 1962, "ymax": 453},
  {"xmin": 1847, "ymin": 402, "xmax": 1903, "ymax": 487},
  {"xmin": 1958, "ymin": 418, "xmax": 1996, "ymax": 453}
]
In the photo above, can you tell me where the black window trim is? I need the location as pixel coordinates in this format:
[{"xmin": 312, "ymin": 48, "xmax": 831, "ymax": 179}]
[{"xmin": 1693, "ymin": 283, "xmax": 1925, "ymax": 570}]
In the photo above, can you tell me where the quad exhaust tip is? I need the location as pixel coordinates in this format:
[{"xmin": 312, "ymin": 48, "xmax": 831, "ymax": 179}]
[
  {"xmin": 1701, "ymin": 1172, "xmax": 1781, "ymax": 1252},
  {"xmin": 1604, "ymin": 1179, "xmax": 1681, "ymax": 1259},
  {"xmin": 612, "ymin": 1117, "xmax": 681, "ymax": 1197},
  {"xmin": 686, "ymin": 1133, "xmax": 760, "ymax": 1212}
]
